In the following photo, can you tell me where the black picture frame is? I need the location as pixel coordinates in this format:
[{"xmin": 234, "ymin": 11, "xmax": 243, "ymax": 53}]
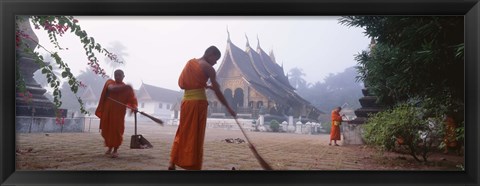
[{"xmin": 1, "ymin": 0, "xmax": 478, "ymax": 185}]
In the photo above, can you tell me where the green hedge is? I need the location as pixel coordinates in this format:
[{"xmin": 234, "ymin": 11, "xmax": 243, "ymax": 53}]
[{"xmin": 362, "ymin": 103, "xmax": 444, "ymax": 162}]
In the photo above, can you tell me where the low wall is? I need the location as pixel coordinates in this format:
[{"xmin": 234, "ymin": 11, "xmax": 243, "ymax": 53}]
[
  {"xmin": 205, "ymin": 118, "xmax": 253, "ymax": 131},
  {"xmin": 16, "ymin": 116, "xmax": 85, "ymax": 133},
  {"xmin": 342, "ymin": 123, "xmax": 365, "ymax": 145}
]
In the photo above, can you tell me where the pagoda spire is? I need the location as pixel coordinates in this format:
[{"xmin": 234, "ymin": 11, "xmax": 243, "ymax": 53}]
[
  {"xmin": 257, "ymin": 34, "xmax": 260, "ymax": 49},
  {"xmin": 269, "ymin": 49, "xmax": 277, "ymax": 64},
  {"xmin": 226, "ymin": 25, "xmax": 231, "ymax": 42},
  {"xmin": 245, "ymin": 33, "xmax": 250, "ymax": 48}
]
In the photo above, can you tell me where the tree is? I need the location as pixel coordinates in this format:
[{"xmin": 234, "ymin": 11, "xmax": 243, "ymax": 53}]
[
  {"xmin": 33, "ymin": 53, "xmax": 61, "ymax": 89},
  {"xmin": 16, "ymin": 16, "xmax": 121, "ymax": 114},
  {"xmin": 291, "ymin": 66, "xmax": 363, "ymax": 118},
  {"xmin": 58, "ymin": 67, "xmax": 107, "ymax": 111},
  {"xmin": 288, "ymin": 67, "xmax": 308, "ymax": 90},
  {"xmin": 339, "ymin": 16, "xmax": 464, "ymax": 121},
  {"xmin": 104, "ymin": 41, "xmax": 128, "ymax": 76}
]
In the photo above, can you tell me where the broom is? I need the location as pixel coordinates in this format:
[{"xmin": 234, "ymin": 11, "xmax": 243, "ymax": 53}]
[
  {"xmin": 233, "ymin": 117, "xmax": 273, "ymax": 170},
  {"xmin": 107, "ymin": 97, "xmax": 164, "ymax": 126}
]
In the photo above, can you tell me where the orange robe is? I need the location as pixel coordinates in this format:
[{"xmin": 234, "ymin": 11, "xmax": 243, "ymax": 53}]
[
  {"xmin": 95, "ymin": 79, "xmax": 137, "ymax": 148},
  {"xmin": 444, "ymin": 116, "xmax": 458, "ymax": 148},
  {"xmin": 170, "ymin": 59, "xmax": 209, "ymax": 170},
  {"xmin": 330, "ymin": 110, "xmax": 342, "ymax": 140}
]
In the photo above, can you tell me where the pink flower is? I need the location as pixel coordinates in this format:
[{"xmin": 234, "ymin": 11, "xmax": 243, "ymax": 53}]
[{"xmin": 16, "ymin": 34, "xmax": 20, "ymax": 48}]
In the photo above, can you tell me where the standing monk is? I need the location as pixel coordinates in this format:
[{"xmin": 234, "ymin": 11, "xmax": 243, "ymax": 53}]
[
  {"xmin": 443, "ymin": 115, "xmax": 458, "ymax": 154},
  {"xmin": 329, "ymin": 107, "xmax": 345, "ymax": 146},
  {"xmin": 95, "ymin": 69, "xmax": 138, "ymax": 158},
  {"xmin": 168, "ymin": 46, "xmax": 236, "ymax": 170}
]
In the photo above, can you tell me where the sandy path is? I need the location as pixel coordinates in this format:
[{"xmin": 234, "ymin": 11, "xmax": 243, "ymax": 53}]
[{"xmin": 16, "ymin": 120, "xmax": 464, "ymax": 170}]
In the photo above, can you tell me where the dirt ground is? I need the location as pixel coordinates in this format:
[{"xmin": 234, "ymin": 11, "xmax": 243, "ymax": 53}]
[{"xmin": 15, "ymin": 120, "xmax": 464, "ymax": 171}]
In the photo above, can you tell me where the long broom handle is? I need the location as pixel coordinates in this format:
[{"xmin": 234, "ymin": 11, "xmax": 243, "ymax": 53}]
[
  {"xmin": 234, "ymin": 118, "xmax": 253, "ymax": 147},
  {"xmin": 233, "ymin": 117, "xmax": 273, "ymax": 170},
  {"xmin": 134, "ymin": 110, "xmax": 137, "ymax": 135},
  {"xmin": 107, "ymin": 97, "xmax": 164, "ymax": 126}
]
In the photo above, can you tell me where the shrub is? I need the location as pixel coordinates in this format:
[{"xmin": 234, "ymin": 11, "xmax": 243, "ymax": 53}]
[
  {"xmin": 320, "ymin": 122, "xmax": 331, "ymax": 134},
  {"xmin": 269, "ymin": 120, "xmax": 280, "ymax": 132},
  {"xmin": 362, "ymin": 103, "xmax": 444, "ymax": 162}
]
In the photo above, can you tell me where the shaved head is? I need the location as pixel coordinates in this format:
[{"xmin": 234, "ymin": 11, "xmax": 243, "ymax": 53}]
[
  {"xmin": 204, "ymin": 46, "xmax": 221, "ymax": 58},
  {"xmin": 114, "ymin": 69, "xmax": 125, "ymax": 83},
  {"xmin": 203, "ymin": 46, "xmax": 221, "ymax": 66}
]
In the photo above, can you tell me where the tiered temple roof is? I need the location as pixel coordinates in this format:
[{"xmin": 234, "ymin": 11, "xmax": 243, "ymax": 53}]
[{"xmin": 215, "ymin": 34, "xmax": 323, "ymax": 118}]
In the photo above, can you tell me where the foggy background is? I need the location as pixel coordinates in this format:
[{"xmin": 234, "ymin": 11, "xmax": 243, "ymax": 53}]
[{"xmin": 32, "ymin": 16, "xmax": 370, "ymax": 113}]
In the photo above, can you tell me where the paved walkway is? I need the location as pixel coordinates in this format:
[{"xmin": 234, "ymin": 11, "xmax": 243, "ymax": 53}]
[{"xmin": 16, "ymin": 120, "xmax": 464, "ymax": 170}]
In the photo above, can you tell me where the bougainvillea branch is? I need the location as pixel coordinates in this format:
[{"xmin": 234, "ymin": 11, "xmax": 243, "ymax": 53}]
[{"xmin": 16, "ymin": 16, "xmax": 123, "ymax": 115}]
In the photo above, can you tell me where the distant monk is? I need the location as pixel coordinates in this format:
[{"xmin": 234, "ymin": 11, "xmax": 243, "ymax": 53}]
[
  {"xmin": 443, "ymin": 115, "xmax": 458, "ymax": 154},
  {"xmin": 95, "ymin": 69, "xmax": 137, "ymax": 158},
  {"xmin": 168, "ymin": 46, "xmax": 236, "ymax": 170},
  {"xmin": 329, "ymin": 107, "xmax": 345, "ymax": 146}
]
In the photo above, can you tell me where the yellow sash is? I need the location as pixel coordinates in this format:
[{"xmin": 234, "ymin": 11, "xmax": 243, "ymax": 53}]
[
  {"xmin": 333, "ymin": 121, "xmax": 341, "ymax": 126},
  {"xmin": 183, "ymin": 88, "xmax": 207, "ymax": 101}
]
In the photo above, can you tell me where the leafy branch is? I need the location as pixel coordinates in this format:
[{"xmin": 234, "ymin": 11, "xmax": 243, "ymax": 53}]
[{"xmin": 16, "ymin": 16, "xmax": 122, "ymax": 115}]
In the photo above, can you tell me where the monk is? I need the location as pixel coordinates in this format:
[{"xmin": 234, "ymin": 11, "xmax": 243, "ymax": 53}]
[
  {"xmin": 95, "ymin": 69, "xmax": 138, "ymax": 158},
  {"xmin": 168, "ymin": 46, "xmax": 236, "ymax": 170},
  {"xmin": 443, "ymin": 115, "xmax": 458, "ymax": 154},
  {"xmin": 329, "ymin": 106, "xmax": 345, "ymax": 146}
]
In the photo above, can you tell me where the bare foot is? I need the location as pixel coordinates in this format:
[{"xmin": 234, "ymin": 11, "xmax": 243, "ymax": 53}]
[
  {"xmin": 105, "ymin": 149, "xmax": 112, "ymax": 155},
  {"xmin": 111, "ymin": 152, "xmax": 119, "ymax": 158}
]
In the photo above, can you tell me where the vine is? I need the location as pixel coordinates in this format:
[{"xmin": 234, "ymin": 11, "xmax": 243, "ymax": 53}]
[{"xmin": 16, "ymin": 16, "xmax": 122, "ymax": 115}]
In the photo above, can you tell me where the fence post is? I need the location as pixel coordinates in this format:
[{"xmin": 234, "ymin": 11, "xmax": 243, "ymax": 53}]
[
  {"xmin": 29, "ymin": 107, "xmax": 35, "ymax": 133},
  {"xmin": 88, "ymin": 117, "xmax": 92, "ymax": 132}
]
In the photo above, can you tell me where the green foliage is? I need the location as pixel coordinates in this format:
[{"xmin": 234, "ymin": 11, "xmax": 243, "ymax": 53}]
[
  {"xmin": 320, "ymin": 122, "xmax": 331, "ymax": 134},
  {"xmin": 362, "ymin": 103, "xmax": 444, "ymax": 162},
  {"xmin": 269, "ymin": 120, "xmax": 280, "ymax": 132},
  {"xmin": 290, "ymin": 66, "xmax": 363, "ymax": 114},
  {"xmin": 16, "ymin": 16, "xmax": 122, "ymax": 115},
  {"xmin": 339, "ymin": 16, "xmax": 464, "ymax": 124},
  {"xmin": 57, "ymin": 68, "xmax": 107, "ymax": 112},
  {"xmin": 456, "ymin": 121, "xmax": 465, "ymax": 142}
]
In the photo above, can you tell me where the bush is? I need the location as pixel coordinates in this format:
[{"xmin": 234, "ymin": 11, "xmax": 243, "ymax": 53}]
[
  {"xmin": 269, "ymin": 120, "xmax": 280, "ymax": 132},
  {"xmin": 362, "ymin": 103, "xmax": 444, "ymax": 162},
  {"xmin": 320, "ymin": 122, "xmax": 331, "ymax": 134}
]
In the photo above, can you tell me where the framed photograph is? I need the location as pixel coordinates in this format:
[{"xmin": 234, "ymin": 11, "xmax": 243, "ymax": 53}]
[{"xmin": 1, "ymin": 0, "xmax": 479, "ymax": 185}]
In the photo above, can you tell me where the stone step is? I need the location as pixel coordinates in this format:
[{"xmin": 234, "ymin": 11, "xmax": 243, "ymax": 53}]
[
  {"xmin": 347, "ymin": 117, "xmax": 367, "ymax": 124},
  {"xmin": 361, "ymin": 89, "xmax": 369, "ymax": 96},
  {"xmin": 354, "ymin": 108, "xmax": 384, "ymax": 117},
  {"xmin": 358, "ymin": 96, "xmax": 380, "ymax": 107}
]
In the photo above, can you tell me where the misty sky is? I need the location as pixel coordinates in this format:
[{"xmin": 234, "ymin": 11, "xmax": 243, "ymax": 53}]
[{"xmin": 32, "ymin": 16, "xmax": 370, "ymax": 91}]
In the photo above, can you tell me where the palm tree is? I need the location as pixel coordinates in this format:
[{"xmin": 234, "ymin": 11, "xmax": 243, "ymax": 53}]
[
  {"xmin": 104, "ymin": 41, "xmax": 128, "ymax": 76},
  {"xmin": 288, "ymin": 67, "xmax": 307, "ymax": 90}
]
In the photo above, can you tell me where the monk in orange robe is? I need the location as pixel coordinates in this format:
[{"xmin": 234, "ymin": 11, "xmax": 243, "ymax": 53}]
[
  {"xmin": 443, "ymin": 115, "xmax": 458, "ymax": 154},
  {"xmin": 95, "ymin": 70, "xmax": 138, "ymax": 158},
  {"xmin": 168, "ymin": 46, "xmax": 236, "ymax": 170},
  {"xmin": 329, "ymin": 107, "xmax": 344, "ymax": 146}
]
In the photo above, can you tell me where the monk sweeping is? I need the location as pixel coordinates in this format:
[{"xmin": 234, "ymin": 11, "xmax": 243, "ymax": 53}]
[
  {"xmin": 95, "ymin": 69, "xmax": 138, "ymax": 158},
  {"xmin": 168, "ymin": 46, "xmax": 236, "ymax": 170},
  {"xmin": 329, "ymin": 106, "xmax": 345, "ymax": 146}
]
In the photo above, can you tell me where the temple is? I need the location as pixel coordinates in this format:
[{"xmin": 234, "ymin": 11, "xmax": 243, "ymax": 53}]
[{"xmin": 206, "ymin": 33, "xmax": 322, "ymax": 121}]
